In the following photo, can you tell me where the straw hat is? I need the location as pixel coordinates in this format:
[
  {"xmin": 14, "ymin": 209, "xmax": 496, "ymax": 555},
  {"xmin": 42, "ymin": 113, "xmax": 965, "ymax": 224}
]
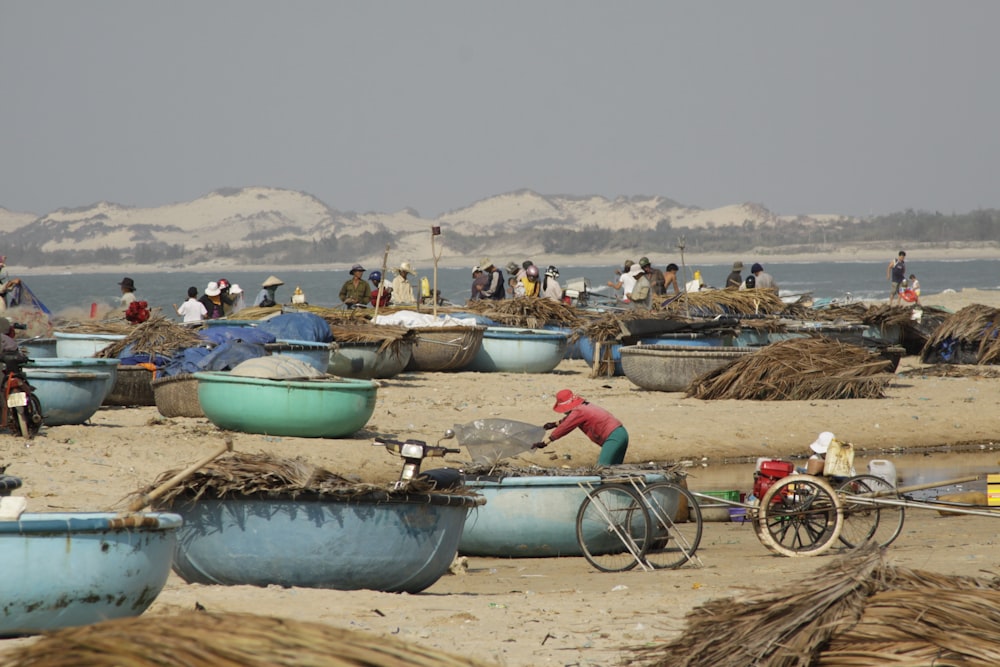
[
  {"xmin": 397, "ymin": 261, "xmax": 413, "ymax": 274},
  {"xmin": 261, "ymin": 275, "xmax": 284, "ymax": 288},
  {"xmin": 553, "ymin": 389, "xmax": 585, "ymax": 413}
]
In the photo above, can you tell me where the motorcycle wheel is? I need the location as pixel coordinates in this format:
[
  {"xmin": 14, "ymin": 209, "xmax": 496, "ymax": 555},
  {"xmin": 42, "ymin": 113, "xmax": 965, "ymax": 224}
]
[{"xmin": 13, "ymin": 393, "xmax": 42, "ymax": 439}]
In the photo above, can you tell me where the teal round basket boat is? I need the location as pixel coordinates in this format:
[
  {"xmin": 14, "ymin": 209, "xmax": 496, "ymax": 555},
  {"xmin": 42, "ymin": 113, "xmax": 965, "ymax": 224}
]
[
  {"xmin": 25, "ymin": 369, "xmax": 113, "ymax": 425},
  {"xmin": 171, "ymin": 493, "xmax": 482, "ymax": 593},
  {"xmin": 463, "ymin": 327, "xmax": 568, "ymax": 373},
  {"xmin": 27, "ymin": 357, "xmax": 121, "ymax": 389},
  {"xmin": 194, "ymin": 372, "xmax": 377, "ymax": 438},
  {"xmin": 0, "ymin": 511, "xmax": 181, "ymax": 637}
]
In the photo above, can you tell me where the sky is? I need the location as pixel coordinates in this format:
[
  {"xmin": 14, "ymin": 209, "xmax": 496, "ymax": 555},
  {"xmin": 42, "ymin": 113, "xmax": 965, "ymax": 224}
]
[{"xmin": 2, "ymin": 1, "xmax": 998, "ymax": 219}]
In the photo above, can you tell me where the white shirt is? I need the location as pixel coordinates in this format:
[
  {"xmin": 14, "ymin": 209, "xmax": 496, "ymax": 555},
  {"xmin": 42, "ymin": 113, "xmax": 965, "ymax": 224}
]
[{"xmin": 177, "ymin": 297, "xmax": 208, "ymax": 323}]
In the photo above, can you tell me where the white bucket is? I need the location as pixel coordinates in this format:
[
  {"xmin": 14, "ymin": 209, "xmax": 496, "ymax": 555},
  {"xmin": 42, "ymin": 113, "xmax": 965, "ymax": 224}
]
[{"xmin": 868, "ymin": 459, "xmax": 898, "ymax": 488}]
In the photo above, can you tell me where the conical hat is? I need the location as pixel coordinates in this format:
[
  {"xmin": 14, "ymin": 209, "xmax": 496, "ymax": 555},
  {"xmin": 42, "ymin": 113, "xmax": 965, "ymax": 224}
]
[{"xmin": 262, "ymin": 275, "xmax": 284, "ymax": 288}]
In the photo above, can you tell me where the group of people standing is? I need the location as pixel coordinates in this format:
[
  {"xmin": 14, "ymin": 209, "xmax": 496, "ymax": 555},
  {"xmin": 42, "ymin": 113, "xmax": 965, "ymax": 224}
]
[
  {"xmin": 114, "ymin": 274, "xmax": 289, "ymax": 324},
  {"xmin": 469, "ymin": 258, "xmax": 564, "ymax": 303},
  {"xmin": 338, "ymin": 261, "xmax": 419, "ymax": 309}
]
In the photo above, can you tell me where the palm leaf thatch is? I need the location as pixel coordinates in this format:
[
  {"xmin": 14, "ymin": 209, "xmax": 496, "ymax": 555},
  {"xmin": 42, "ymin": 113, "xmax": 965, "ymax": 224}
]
[
  {"xmin": 2, "ymin": 610, "xmax": 497, "ymax": 667},
  {"xmin": 96, "ymin": 314, "xmax": 206, "ymax": 359},
  {"xmin": 625, "ymin": 545, "xmax": 1000, "ymax": 667},
  {"xmin": 659, "ymin": 289, "xmax": 786, "ymax": 317},
  {"xmin": 138, "ymin": 451, "xmax": 466, "ymax": 509},
  {"xmin": 687, "ymin": 338, "xmax": 893, "ymax": 400},
  {"xmin": 461, "ymin": 296, "xmax": 582, "ymax": 327},
  {"xmin": 921, "ymin": 304, "xmax": 1000, "ymax": 365},
  {"xmin": 327, "ymin": 321, "xmax": 413, "ymax": 355}
]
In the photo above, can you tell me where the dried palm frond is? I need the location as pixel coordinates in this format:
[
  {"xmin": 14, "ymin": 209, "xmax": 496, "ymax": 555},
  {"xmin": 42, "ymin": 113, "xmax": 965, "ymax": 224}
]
[
  {"xmin": 688, "ymin": 337, "xmax": 894, "ymax": 400},
  {"xmin": 327, "ymin": 322, "xmax": 413, "ymax": 354},
  {"xmin": 136, "ymin": 451, "xmax": 471, "ymax": 509},
  {"xmin": 461, "ymin": 297, "xmax": 582, "ymax": 327},
  {"xmin": 921, "ymin": 304, "xmax": 1000, "ymax": 365},
  {"xmin": 96, "ymin": 315, "xmax": 205, "ymax": 359},
  {"xmin": 625, "ymin": 545, "xmax": 1000, "ymax": 667},
  {"xmin": 660, "ymin": 289, "xmax": 785, "ymax": 317},
  {"xmin": 52, "ymin": 319, "xmax": 134, "ymax": 335},
  {"xmin": 3, "ymin": 611, "xmax": 497, "ymax": 667}
]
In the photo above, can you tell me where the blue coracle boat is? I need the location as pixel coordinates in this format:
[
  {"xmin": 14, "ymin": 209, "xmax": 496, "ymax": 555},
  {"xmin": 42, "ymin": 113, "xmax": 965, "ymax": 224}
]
[
  {"xmin": 171, "ymin": 493, "xmax": 483, "ymax": 593},
  {"xmin": 0, "ymin": 511, "xmax": 182, "ymax": 636},
  {"xmin": 463, "ymin": 327, "xmax": 568, "ymax": 373}
]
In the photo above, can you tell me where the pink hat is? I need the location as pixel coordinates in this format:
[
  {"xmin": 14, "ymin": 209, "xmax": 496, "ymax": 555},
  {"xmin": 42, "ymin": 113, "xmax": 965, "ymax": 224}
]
[{"xmin": 553, "ymin": 389, "xmax": 585, "ymax": 413}]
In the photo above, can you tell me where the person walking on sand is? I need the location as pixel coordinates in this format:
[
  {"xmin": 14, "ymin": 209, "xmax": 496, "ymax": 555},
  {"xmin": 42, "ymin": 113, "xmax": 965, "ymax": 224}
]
[
  {"xmin": 175, "ymin": 286, "xmax": 207, "ymax": 323},
  {"xmin": 887, "ymin": 251, "xmax": 906, "ymax": 305},
  {"xmin": 532, "ymin": 389, "xmax": 630, "ymax": 466}
]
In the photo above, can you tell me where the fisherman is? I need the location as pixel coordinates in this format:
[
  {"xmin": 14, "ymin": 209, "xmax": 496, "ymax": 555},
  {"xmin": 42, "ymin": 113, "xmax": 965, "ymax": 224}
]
[
  {"xmin": 339, "ymin": 264, "xmax": 369, "ymax": 308},
  {"xmin": 255, "ymin": 275, "xmax": 284, "ymax": 307},
  {"xmin": 533, "ymin": 389, "xmax": 630, "ymax": 466},
  {"xmin": 391, "ymin": 261, "xmax": 417, "ymax": 306}
]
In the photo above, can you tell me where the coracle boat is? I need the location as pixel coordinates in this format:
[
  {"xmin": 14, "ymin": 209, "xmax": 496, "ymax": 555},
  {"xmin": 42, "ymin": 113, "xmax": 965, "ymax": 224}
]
[
  {"xmin": 263, "ymin": 339, "xmax": 334, "ymax": 374},
  {"xmin": 28, "ymin": 356, "xmax": 121, "ymax": 387},
  {"xmin": 24, "ymin": 369, "xmax": 113, "ymax": 425},
  {"xmin": 195, "ymin": 372, "xmax": 377, "ymax": 438},
  {"xmin": 151, "ymin": 373, "xmax": 204, "ymax": 418},
  {"xmin": 405, "ymin": 326, "xmax": 485, "ymax": 372},
  {"xmin": 620, "ymin": 344, "xmax": 756, "ymax": 392},
  {"xmin": 53, "ymin": 332, "xmax": 126, "ymax": 358},
  {"xmin": 327, "ymin": 340, "xmax": 413, "ymax": 379},
  {"xmin": 19, "ymin": 337, "xmax": 56, "ymax": 358},
  {"xmin": 0, "ymin": 506, "xmax": 181, "ymax": 636},
  {"xmin": 171, "ymin": 493, "xmax": 480, "ymax": 593},
  {"xmin": 103, "ymin": 365, "xmax": 156, "ymax": 407},
  {"xmin": 153, "ymin": 452, "xmax": 484, "ymax": 593},
  {"xmin": 462, "ymin": 327, "xmax": 568, "ymax": 373},
  {"xmin": 580, "ymin": 332, "xmax": 727, "ymax": 376},
  {"xmin": 459, "ymin": 470, "xmax": 674, "ymax": 558}
]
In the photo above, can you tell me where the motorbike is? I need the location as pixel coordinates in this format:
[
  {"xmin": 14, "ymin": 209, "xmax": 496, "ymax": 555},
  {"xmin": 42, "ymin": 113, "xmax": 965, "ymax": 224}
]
[
  {"xmin": 373, "ymin": 429, "xmax": 461, "ymax": 490},
  {"xmin": 1, "ymin": 349, "xmax": 43, "ymax": 440}
]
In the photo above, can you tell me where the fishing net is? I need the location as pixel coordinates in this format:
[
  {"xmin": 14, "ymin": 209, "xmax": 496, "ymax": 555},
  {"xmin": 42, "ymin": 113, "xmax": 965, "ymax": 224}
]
[{"xmin": 453, "ymin": 418, "xmax": 545, "ymax": 465}]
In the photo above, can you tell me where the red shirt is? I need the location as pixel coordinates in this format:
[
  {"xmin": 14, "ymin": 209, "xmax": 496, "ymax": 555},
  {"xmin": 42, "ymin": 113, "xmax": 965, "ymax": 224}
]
[
  {"xmin": 370, "ymin": 287, "xmax": 391, "ymax": 307},
  {"xmin": 549, "ymin": 402, "xmax": 622, "ymax": 445}
]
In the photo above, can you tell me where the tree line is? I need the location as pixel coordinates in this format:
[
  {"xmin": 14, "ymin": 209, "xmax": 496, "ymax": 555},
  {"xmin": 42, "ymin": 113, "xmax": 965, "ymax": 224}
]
[{"xmin": 6, "ymin": 209, "xmax": 997, "ymax": 266}]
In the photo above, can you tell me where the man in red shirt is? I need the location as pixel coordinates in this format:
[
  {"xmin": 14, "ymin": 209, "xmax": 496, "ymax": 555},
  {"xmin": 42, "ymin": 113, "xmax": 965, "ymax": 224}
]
[{"xmin": 532, "ymin": 389, "xmax": 630, "ymax": 465}]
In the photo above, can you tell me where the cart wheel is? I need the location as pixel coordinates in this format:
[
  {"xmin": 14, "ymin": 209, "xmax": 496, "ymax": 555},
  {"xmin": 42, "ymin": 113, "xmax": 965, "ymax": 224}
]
[
  {"xmin": 640, "ymin": 482, "xmax": 702, "ymax": 569},
  {"xmin": 576, "ymin": 485, "xmax": 651, "ymax": 572},
  {"xmin": 755, "ymin": 474, "xmax": 842, "ymax": 557},
  {"xmin": 837, "ymin": 474, "xmax": 905, "ymax": 548}
]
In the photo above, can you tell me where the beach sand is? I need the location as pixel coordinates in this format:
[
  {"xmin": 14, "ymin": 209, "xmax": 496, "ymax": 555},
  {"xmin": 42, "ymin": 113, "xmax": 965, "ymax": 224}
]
[{"xmin": 1, "ymin": 287, "xmax": 999, "ymax": 664}]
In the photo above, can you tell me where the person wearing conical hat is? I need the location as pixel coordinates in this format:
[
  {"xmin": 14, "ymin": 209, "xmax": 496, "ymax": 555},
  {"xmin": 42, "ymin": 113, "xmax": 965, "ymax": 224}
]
[
  {"xmin": 531, "ymin": 389, "xmax": 630, "ymax": 466},
  {"xmin": 391, "ymin": 260, "xmax": 417, "ymax": 306},
  {"xmin": 254, "ymin": 275, "xmax": 284, "ymax": 308}
]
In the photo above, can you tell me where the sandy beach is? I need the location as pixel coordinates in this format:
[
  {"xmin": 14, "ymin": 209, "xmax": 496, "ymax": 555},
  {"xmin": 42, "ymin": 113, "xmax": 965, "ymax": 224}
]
[{"xmin": 1, "ymin": 287, "xmax": 999, "ymax": 665}]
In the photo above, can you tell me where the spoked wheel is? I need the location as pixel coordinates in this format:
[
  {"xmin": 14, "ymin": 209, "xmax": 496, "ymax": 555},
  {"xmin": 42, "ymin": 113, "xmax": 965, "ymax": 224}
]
[
  {"xmin": 640, "ymin": 482, "xmax": 702, "ymax": 569},
  {"xmin": 837, "ymin": 474, "xmax": 905, "ymax": 548},
  {"xmin": 576, "ymin": 485, "xmax": 651, "ymax": 572},
  {"xmin": 755, "ymin": 474, "xmax": 842, "ymax": 557}
]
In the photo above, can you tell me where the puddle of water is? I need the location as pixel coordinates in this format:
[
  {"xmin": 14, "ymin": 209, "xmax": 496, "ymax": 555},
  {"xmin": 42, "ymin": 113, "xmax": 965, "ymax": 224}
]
[{"xmin": 684, "ymin": 447, "xmax": 1000, "ymax": 498}]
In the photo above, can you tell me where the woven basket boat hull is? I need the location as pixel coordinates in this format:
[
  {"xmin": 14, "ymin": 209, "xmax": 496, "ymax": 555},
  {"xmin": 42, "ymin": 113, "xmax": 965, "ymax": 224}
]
[
  {"xmin": 103, "ymin": 365, "xmax": 156, "ymax": 406},
  {"xmin": 151, "ymin": 373, "xmax": 204, "ymax": 418},
  {"xmin": 405, "ymin": 326, "xmax": 485, "ymax": 372},
  {"xmin": 621, "ymin": 344, "xmax": 756, "ymax": 392}
]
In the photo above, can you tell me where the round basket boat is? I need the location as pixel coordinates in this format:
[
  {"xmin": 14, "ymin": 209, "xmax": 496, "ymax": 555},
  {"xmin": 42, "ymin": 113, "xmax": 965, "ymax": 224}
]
[
  {"xmin": 620, "ymin": 344, "xmax": 756, "ymax": 392},
  {"xmin": 25, "ymin": 369, "xmax": 113, "ymax": 425},
  {"xmin": 103, "ymin": 365, "xmax": 156, "ymax": 407},
  {"xmin": 53, "ymin": 332, "xmax": 126, "ymax": 358},
  {"xmin": 151, "ymin": 373, "xmax": 204, "ymax": 418},
  {"xmin": 328, "ymin": 341, "xmax": 413, "ymax": 379},
  {"xmin": 405, "ymin": 326, "xmax": 485, "ymax": 372},
  {"xmin": 462, "ymin": 327, "xmax": 568, "ymax": 373}
]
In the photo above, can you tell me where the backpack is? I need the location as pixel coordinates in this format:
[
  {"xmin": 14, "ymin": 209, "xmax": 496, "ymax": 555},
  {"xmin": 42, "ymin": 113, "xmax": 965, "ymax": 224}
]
[{"xmin": 631, "ymin": 277, "xmax": 650, "ymax": 302}]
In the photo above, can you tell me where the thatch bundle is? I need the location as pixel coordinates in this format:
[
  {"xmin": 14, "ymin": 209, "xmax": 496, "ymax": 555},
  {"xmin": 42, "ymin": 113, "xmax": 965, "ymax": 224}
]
[
  {"xmin": 921, "ymin": 304, "xmax": 1000, "ymax": 365},
  {"xmin": 461, "ymin": 296, "xmax": 582, "ymax": 327},
  {"xmin": 2, "ymin": 611, "xmax": 497, "ymax": 667},
  {"xmin": 687, "ymin": 338, "xmax": 894, "ymax": 400},
  {"xmin": 139, "ymin": 451, "xmax": 459, "ymax": 509},
  {"xmin": 328, "ymin": 321, "xmax": 413, "ymax": 355},
  {"xmin": 660, "ymin": 289, "xmax": 786, "ymax": 316},
  {"xmin": 626, "ymin": 546, "xmax": 1000, "ymax": 667},
  {"xmin": 52, "ymin": 319, "xmax": 134, "ymax": 335},
  {"xmin": 96, "ymin": 314, "xmax": 206, "ymax": 359}
]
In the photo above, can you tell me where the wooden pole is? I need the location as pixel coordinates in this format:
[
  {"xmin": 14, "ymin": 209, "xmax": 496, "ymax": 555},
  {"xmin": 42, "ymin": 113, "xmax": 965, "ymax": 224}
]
[{"xmin": 125, "ymin": 437, "xmax": 233, "ymax": 513}]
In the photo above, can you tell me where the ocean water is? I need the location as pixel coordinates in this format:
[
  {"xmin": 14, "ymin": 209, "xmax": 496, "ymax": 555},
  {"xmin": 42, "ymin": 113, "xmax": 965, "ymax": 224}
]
[{"xmin": 12, "ymin": 258, "xmax": 1000, "ymax": 318}]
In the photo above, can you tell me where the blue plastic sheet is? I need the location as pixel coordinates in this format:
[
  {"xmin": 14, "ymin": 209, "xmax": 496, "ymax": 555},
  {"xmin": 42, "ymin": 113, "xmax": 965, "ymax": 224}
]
[{"xmin": 255, "ymin": 313, "xmax": 333, "ymax": 343}]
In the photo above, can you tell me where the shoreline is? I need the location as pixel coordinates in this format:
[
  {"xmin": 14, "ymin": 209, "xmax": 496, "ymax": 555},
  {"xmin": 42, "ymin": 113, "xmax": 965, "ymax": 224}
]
[{"xmin": 9, "ymin": 244, "xmax": 999, "ymax": 278}]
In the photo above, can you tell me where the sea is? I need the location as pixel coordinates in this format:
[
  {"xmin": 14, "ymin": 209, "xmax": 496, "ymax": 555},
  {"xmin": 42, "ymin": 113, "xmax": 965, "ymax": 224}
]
[{"xmin": 12, "ymin": 258, "xmax": 1000, "ymax": 318}]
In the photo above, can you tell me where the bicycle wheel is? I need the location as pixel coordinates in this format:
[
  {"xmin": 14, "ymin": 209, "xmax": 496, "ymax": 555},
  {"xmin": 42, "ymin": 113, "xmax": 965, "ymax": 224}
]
[
  {"xmin": 576, "ymin": 485, "xmax": 651, "ymax": 572},
  {"xmin": 641, "ymin": 482, "xmax": 702, "ymax": 569},
  {"xmin": 756, "ymin": 474, "xmax": 842, "ymax": 557},
  {"xmin": 838, "ymin": 474, "xmax": 904, "ymax": 548}
]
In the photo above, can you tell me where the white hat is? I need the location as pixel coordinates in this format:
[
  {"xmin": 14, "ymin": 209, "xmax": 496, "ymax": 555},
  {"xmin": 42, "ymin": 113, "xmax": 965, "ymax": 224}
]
[
  {"xmin": 629, "ymin": 263, "xmax": 644, "ymax": 277},
  {"xmin": 810, "ymin": 431, "xmax": 836, "ymax": 454},
  {"xmin": 229, "ymin": 283, "xmax": 243, "ymax": 295},
  {"xmin": 204, "ymin": 281, "xmax": 221, "ymax": 297}
]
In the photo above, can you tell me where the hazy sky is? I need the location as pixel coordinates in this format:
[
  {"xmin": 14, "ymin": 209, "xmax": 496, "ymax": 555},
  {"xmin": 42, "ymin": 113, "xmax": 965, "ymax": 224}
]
[{"xmin": 2, "ymin": 2, "xmax": 997, "ymax": 218}]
